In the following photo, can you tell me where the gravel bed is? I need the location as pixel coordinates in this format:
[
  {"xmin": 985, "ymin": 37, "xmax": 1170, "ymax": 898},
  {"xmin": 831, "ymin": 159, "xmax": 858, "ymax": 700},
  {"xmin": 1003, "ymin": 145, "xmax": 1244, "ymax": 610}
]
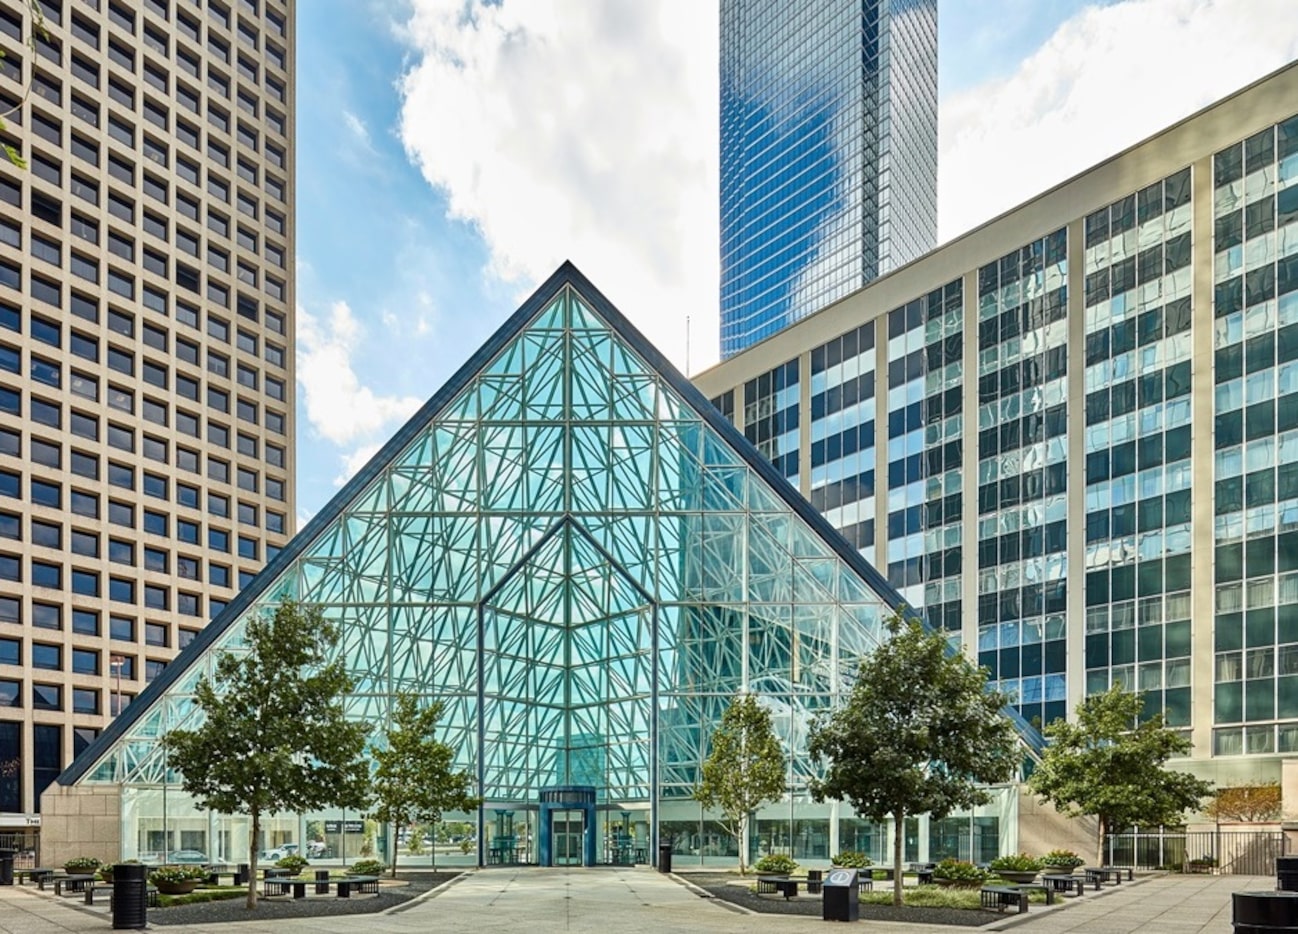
[
  {"xmin": 684, "ymin": 873, "xmax": 990, "ymax": 927},
  {"xmin": 147, "ymin": 871, "xmax": 461, "ymax": 925}
]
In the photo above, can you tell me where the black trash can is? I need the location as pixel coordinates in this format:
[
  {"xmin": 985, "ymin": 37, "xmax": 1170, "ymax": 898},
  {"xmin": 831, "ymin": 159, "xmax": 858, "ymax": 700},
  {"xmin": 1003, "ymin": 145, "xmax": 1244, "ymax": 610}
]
[
  {"xmin": 235, "ymin": 863, "xmax": 249, "ymax": 886},
  {"xmin": 0, "ymin": 848, "xmax": 12, "ymax": 886},
  {"xmin": 111, "ymin": 862, "xmax": 148, "ymax": 930},
  {"xmin": 823, "ymin": 867, "xmax": 860, "ymax": 922},
  {"xmin": 1234, "ymin": 891, "xmax": 1298, "ymax": 933},
  {"xmin": 315, "ymin": 869, "xmax": 330, "ymax": 895},
  {"xmin": 657, "ymin": 842, "xmax": 672, "ymax": 874},
  {"xmin": 1277, "ymin": 857, "xmax": 1298, "ymax": 892}
]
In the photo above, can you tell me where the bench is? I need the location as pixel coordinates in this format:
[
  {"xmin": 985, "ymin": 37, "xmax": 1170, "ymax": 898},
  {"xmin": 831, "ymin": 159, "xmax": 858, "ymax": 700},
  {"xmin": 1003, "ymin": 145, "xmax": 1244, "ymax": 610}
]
[
  {"xmin": 755, "ymin": 876, "xmax": 798, "ymax": 898},
  {"xmin": 980, "ymin": 885, "xmax": 1029, "ymax": 914},
  {"xmin": 1084, "ymin": 866, "xmax": 1125, "ymax": 886},
  {"xmin": 336, "ymin": 875, "xmax": 380, "ymax": 898},
  {"xmin": 265, "ymin": 878, "xmax": 311, "ymax": 899},
  {"xmin": 908, "ymin": 863, "xmax": 936, "ymax": 885},
  {"xmin": 54, "ymin": 874, "xmax": 96, "ymax": 896},
  {"xmin": 84, "ymin": 884, "xmax": 159, "ymax": 909},
  {"xmin": 1010, "ymin": 883, "xmax": 1055, "ymax": 906},
  {"xmin": 1041, "ymin": 873, "xmax": 1085, "ymax": 896},
  {"xmin": 17, "ymin": 868, "xmax": 54, "ymax": 886}
]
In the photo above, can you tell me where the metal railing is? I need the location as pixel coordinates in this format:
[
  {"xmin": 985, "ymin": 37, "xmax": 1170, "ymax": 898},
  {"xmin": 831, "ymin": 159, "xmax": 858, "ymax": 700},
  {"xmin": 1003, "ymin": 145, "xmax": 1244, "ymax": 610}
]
[
  {"xmin": 1107, "ymin": 830, "xmax": 1287, "ymax": 875},
  {"xmin": 0, "ymin": 832, "xmax": 39, "ymax": 868}
]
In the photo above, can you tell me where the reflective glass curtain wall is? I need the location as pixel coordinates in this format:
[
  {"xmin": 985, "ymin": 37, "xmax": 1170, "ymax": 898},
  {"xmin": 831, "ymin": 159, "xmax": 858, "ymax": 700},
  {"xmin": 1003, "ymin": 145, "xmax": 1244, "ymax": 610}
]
[{"xmin": 719, "ymin": 0, "xmax": 937, "ymax": 357}]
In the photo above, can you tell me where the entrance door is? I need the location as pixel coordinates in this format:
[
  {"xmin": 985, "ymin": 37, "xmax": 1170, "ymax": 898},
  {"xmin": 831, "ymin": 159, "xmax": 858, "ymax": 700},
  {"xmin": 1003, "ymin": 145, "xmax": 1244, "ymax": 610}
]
[{"xmin": 552, "ymin": 810, "xmax": 585, "ymax": 866}]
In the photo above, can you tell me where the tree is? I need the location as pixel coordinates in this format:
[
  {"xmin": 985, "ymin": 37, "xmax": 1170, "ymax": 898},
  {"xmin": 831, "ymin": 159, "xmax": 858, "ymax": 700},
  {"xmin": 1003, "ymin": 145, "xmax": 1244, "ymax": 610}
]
[
  {"xmin": 0, "ymin": 3, "xmax": 47, "ymax": 168},
  {"xmin": 808, "ymin": 611, "xmax": 1021, "ymax": 906},
  {"xmin": 1204, "ymin": 783, "xmax": 1283, "ymax": 823},
  {"xmin": 165, "ymin": 600, "xmax": 372, "ymax": 909},
  {"xmin": 1027, "ymin": 685, "xmax": 1213, "ymax": 865},
  {"xmin": 371, "ymin": 693, "xmax": 479, "ymax": 877},
  {"xmin": 693, "ymin": 694, "xmax": 786, "ymax": 875}
]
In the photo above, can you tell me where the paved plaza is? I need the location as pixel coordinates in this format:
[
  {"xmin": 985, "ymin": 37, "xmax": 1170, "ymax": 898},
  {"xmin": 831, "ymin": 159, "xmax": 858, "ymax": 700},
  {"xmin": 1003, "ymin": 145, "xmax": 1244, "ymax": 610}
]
[{"xmin": 0, "ymin": 867, "xmax": 1270, "ymax": 933}]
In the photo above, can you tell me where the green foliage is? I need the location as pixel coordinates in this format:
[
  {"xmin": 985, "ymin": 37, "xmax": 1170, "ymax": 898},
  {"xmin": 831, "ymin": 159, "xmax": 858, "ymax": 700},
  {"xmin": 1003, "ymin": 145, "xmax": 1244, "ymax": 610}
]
[
  {"xmin": 156, "ymin": 887, "xmax": 247, "ymax": 908},
  {"xmin": 931, "ymin": 858, "xmax": 988, "ymax": 885},
  {"xmin": 830, "ymin": 851, "xmax": 873, "ymax": 868},
  {"xmin": 63, "ymin": 856, "xmax": 102, "ymax": 872},
  {"xmin": 808, "ymin": 610, "xmax": 1020, "ymax": 904},
  {"xmin": 0, "ymin": 3, "xmax": 46, "ymax": 169},
  {"xmin": 1204, "ymin": 782, "xmax": 1282, "ymax": 823},
  {"xmin": 150, "ymin": 865, "xmax": 208, "ymax": 884},
  {"xmin": 858, "ymin": 886, "xmax": 1047, "ymax": 908},
  {"xmin": 347, "ymin": 859, "xmax": 386, "ymax": 876},
  {"xmin": 693, "ymin": 694, "xmax": 787, "ymax": 875},
  {"xmin": 164, "ymin": 600, "xmax": 372, "ymax": 908},
  {"xmin": 1040, "ymin": 849, "xmax": 1083, "ymax": 869},
  {"xmin": 406, "ymin": 825, "xmax": 426, "ymax": 855},
  {"xmin": 1027, "ymin": 686, "xmax": 1213, "ymax": 864},
  {"xmin": 752, "ymin": 853, "xmax": 799, "ymax": 874},
  {"xmin": 371, "ymin": 693, "xmax": 480, "ymax": 876},
  {"xmin": 989, "ymin": 853, "xmax": 1043, "ymax": 872},
  {"xmin": 275, "ymin": 854, "xmax": 309, "ymax": 874}
]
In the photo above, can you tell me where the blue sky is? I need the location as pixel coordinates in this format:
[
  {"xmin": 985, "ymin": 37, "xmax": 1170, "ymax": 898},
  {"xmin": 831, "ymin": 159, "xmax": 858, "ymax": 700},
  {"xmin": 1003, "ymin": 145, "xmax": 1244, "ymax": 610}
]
[{"xmin": 291, "ymin": 0, "xmax": 1298, "ymax": 526}]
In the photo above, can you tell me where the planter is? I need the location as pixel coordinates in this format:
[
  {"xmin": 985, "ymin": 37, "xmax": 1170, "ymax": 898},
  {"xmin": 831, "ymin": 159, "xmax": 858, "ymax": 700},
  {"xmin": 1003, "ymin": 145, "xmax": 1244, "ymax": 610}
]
[
  {"xmin": 98, "ymin": 870, "xmax": 115, "ymax": 884},
  {"xmin": 995, "ymin": 870, "xmax": 1040, "ymax": 884},
  {"xmin": 155, "ymin": 879, "xmax": 200, "ymax": 895}
]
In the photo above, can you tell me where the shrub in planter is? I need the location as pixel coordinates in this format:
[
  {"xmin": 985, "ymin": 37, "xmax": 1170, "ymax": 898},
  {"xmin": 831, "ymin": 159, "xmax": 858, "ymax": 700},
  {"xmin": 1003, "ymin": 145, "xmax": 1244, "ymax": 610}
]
[
  {"xmin": 347, "ymin": 859, "xmax": 386, "ymax": 876},
  {"xmin": 932, "ymin": 858, "xmax": 988, "ymax": 888},
  {"xmin": 275, "ymin": 854, "xmax": 310, "ymax": 875},
  {"xmin": 1041, "ymin": 849, "xmax": 1084, "ymax": 871},
  {"xmin": 753, "ymin": 854, "xmax": 799, "ymax": 875},
  {"xmin": 99, "ymin": 858, "xmax": 139, "ymax": 884},
  {"xmin": 830, "ymin": 851, "xmax": 873, "ymax": 869},
  {"xmin": 150, "ymin": 864, "xmax": 207, "ymax": 894},
  {"xmin": 989, "ymin": 853, "xmax": 1043, "ymax": 883},
  {"xmin": 63, "ymin": 856, "xmax": 102, "ymax": 874},
  {"xmin": 1186, "ymin": 856, "xmax": 1218, "ymax": 873}
]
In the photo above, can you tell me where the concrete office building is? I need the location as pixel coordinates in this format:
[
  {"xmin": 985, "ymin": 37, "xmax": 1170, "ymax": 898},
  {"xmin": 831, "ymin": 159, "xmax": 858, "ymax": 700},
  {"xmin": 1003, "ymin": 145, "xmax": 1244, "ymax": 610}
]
[
  {"xmin": 719, "ymin": 0, "xmax": 937, "ymax": 357},
  {"xmin": 697, "ymin": 61, "xmax": 1298, "ymax": 795},
  {"xmin": 0, "ymin": 0, "xmax": 295, "ymax": 840}
]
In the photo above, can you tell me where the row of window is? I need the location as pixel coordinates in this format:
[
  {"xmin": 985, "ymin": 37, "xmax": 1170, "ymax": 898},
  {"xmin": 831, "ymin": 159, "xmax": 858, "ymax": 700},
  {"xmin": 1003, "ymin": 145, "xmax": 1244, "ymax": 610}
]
[{"xmin": 0, "ymin": 676, "xmax": 134, "ymax": 715}]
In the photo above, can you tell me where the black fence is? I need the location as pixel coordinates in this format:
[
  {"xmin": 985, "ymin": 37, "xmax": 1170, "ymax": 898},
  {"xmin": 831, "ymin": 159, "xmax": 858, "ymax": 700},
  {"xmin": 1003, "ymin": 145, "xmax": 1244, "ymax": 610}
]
[
  {"xmin": 0, "ymin": 833, "xmax": 39, "ymax": 868},
  {"xmin": 1107, "ymin": 830, "xmax": 1287, "ymax": 875}
]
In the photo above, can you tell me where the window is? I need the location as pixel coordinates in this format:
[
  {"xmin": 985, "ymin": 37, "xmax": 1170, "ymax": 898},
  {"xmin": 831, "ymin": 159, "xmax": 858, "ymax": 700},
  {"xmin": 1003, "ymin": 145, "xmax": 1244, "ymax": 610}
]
[
  {"xmin": 145, "ymin": 622, "xmax": 168, "ymax": 647},
  {"xmin": 110, "ymin": 616, "xmax": 135, "ymax": 641},
  {"xmin": 109, "ymin": 538, "xmax": 134, "ymax": 565},
  {"xmin": 237, "ymin": 535, "xmax": 258, "ymax": 560},
  {"xmin": 71, "ymin": 648, "xmax": 98, "ymax": 675},
  {"xmin": 71, "ymin": 609, "xmax": 98, "ymax": 635},
  {"xmin": 177, "ymin": 517, "xmax": 200, "ymax": 545},
  {"xmin": 109, "ymin": 577, "xmax": 135, "ymax": 603},
  {"xmin": 32, "ymin": 643, "xmax": 61, "ymax": 670},
  {"xmin": 0, "ymin": 638, "xmax": 17, "ymax": 665},
  {"xmin": 32, "ymin": 683, "xmax": 61, "ymax": 711},
  {"xmin": 70, "ymin": 529, "xmax": 97, "ymax": 557},
  {"xmin": 144, "ymin": 510, "xmax": 168, "ymax": 536},
  {"xmin": 143, "ymin": 547, "xmax": 167, "ymax": 573},
  {"xmin": 209, "ymin": 528, "xmax": 230, "ymax": 552},
  {"xmin": 108, "ymin": 500, "xmax": 134, "ymax": 528},
  {"xmin": 32, "ymin": 602, "xmax": 60, "ymax": 630},
  {"xmin": 73, "ymin": 688, "xmax": 99, "ymax": 714},
  {"xmin": 32, "ymin": 561, "xmax": 62, "ymax": 588},
  {"xmin": 144, "ymin": 585, "xmax": 168, "ymax": 610},
  {"xmin": 210, "ymin": 563, "xmax": 231, "ymax": 587}
]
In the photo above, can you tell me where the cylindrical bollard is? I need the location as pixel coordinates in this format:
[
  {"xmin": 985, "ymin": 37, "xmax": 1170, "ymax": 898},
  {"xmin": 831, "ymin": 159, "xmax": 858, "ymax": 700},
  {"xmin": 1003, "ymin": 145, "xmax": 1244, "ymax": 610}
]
[
  {"xmin": 315, "ymin": 868, "xmax": 330, "ymax": 895},
  {"xmin": 657, "ymin": 842, "xmax": 672, "ymax": 874},
  {"xmin": 0, "ymin": 848, "xmax": 13, "ymax": 886},
  {"xmin": 1277, "ymin": 856, "xmax": 1298, "ymax": 892},
  {"xmin": 111, "ymin": 862, "xmax": 148, "ymax": 931}
]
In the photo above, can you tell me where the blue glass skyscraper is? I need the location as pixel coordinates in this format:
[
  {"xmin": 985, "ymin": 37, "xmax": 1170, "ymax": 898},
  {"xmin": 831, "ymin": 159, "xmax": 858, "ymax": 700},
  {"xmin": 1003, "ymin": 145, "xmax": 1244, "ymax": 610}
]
[{"xmin": 720, "ymin": 0, "xmax": 938, "ymax": 358}]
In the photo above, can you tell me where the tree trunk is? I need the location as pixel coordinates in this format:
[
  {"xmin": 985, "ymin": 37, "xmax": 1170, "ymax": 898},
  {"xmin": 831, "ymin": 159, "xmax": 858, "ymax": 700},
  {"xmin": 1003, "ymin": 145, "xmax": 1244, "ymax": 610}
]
[
  {"xmin": 431, "ymin": 819, "xmax": 437, "ymax": 872},
  {"xmin": 391, "ymin": 821, "xmax": 399, "ymax": 879},
  {"xmin": 892, "ymin": 812, "xmax": 904, "ymax": 908},
  {"xmin": 247, "ymin": 810, "xmax": 260, "ymax": 910},
  {"xmin": 1096, "ymin": 816, "xmax": 1106, "ymax": 868},
  {"xmin": 737, "ymin": 815, "xmax": 747, "ymax": 875}
]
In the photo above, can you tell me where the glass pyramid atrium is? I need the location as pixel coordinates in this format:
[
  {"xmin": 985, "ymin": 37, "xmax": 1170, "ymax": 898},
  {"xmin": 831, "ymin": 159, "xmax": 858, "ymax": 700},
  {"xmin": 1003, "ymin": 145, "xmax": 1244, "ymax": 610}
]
[{"xmin": 54, "ymin": 264, "xmax": 1026, "ymax": 867}]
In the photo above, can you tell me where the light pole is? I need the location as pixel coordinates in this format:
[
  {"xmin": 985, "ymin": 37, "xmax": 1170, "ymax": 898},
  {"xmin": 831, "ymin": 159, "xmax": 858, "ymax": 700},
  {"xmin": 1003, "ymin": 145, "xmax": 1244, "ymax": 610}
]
[{"xmin": 109, "ymin": 655, "xmax": 124, "ymax": 716}]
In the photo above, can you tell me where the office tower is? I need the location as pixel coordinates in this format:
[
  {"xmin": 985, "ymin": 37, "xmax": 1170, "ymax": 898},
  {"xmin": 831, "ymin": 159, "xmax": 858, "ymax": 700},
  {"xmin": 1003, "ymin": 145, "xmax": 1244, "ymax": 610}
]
[
  {"xmin": 719, "ymin": 0, "xmax": 938, "ymax": 358},
  {"xmin": 698, "ymin": 62, "xmax": 1298, "ymax": 794},
  {"xmin": 0, "ymin": 0, "xmax": 294, "ymax": 840}
]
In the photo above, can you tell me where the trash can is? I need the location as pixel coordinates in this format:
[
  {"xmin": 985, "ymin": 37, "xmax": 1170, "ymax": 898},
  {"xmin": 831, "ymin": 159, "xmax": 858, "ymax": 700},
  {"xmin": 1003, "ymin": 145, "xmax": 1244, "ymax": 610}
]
[
  {"xmin": 822, "ymin": 867, "xmax": 860, "ymax": 923},
  {"xmin": 1234, "ymin": 891, "xmax": 1298, "ymax": 933},
  {"xmin": 657, "ymin": 842, "xmax": 672, "ymax": 874},
  {"xmin": 315, "ymin": 869, "xmax": 331, "ymax": 895},
  {"xmin": 1278, "ymin": 857, "xmax": 1298, "ymax": 892},
  {"xmin": 111, "ymin": 862, "xmax": 148, "ymax": 930},
  {"xmin": 0, "ymin": 849, "xmax": 12, "ymax": 886}
]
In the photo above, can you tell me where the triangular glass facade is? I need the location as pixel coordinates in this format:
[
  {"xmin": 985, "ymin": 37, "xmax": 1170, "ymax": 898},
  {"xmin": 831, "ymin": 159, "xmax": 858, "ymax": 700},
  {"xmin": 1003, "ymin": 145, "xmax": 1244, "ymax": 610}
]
[{"xmin": 60, "ymin": 265, "xmax": 1017, "ymax": 864}]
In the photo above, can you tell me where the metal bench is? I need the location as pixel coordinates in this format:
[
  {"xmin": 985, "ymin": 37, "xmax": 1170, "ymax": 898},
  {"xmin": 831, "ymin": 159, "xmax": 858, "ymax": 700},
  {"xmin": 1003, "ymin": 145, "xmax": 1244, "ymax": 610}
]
[
  {"xmin": 54, "ymin": 874, "xmax": 96, "ymax": 896},
  {"xmin": 264, "ymin": 877, "xmax": 311, "ymax": 899},
  {"xmin": 755, "ymin": 876, "xmax": 797, "ymax": 898},
  {"xmin": 1041, "ymin": 873, "xmax": 1085, "ymax": 896},
  {"xmin": 336, "ymin": 874, "xmax": 379, "ymax": 898},
  {"xmin": 1010, "ymin": 883, "xmax": 1055, "ymax": 906},
  {"xmin": 980, "ymin": 885, "xmax": 1029, "ymax": 913},
  {"xmin": 1084, "ymin": 866, "xmax": 1125, "ymax": 886}
]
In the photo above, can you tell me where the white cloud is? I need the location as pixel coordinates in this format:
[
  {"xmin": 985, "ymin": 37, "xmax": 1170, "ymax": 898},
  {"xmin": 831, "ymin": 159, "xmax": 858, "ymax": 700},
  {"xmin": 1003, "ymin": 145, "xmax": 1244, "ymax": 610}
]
[
  {"xmin": 296, "ymin": 300, "xmax": 423, "ymax": 446},
  {"xmin": 396, "ymin": 0, "xmax": 719, "ymax": 373},
  {"xmin": 341, "ymin": 109, "xmax": 372, "ymax": 148},
  {"xmin": 940, "ymin": 0, "xmax": 1298, "ymax": 241},
  {"xmin": 334, "ymin": 443, "xmax": 382, "ymax": 488}
]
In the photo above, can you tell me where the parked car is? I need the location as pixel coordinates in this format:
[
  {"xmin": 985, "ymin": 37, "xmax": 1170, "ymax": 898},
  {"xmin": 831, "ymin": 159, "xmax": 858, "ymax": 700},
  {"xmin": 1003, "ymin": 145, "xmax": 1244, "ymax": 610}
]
[
  {"xmin": 260, "ymin": 842, "xmax": 299, "ymax": 861},
  {"xmin": 167, "ymin": 850, "xmax": 209, "ymax": 864}
]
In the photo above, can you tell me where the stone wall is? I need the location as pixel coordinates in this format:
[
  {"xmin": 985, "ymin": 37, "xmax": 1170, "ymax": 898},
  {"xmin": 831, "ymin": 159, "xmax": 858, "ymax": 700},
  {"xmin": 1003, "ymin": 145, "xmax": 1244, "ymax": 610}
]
[
  {"xmin": 1016, "ymin": 785, "xmax": 1097, "ymax": 861},
  {"xmin": 38, "ymin": 784, "xmax": 122, "ymax": 867}
]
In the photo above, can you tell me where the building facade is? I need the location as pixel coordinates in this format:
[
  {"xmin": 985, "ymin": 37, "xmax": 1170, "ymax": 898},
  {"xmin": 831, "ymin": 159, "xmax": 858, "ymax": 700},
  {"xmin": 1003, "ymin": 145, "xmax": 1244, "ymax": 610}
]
[
  {"xmin": 719, "ymin": 0, "xmax": 937, "ymax": 357},
  {"xmin": 0, "ymin": 0, "xmax": 295, "ymax": 836},
  {"xmin": 44, "ymin": 266, "xmax": 1025, "ymax": 870},
  {"xmin": 697, "ymin": 62, "xmax": 1298, "ymax": 787}
]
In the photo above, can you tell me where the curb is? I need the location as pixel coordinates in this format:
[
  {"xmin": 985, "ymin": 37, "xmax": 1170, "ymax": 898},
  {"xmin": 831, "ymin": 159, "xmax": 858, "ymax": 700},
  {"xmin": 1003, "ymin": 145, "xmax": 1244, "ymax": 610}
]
[{"xmin": 666, "ymin": 872, "xmax": 755, "ymax": 915}]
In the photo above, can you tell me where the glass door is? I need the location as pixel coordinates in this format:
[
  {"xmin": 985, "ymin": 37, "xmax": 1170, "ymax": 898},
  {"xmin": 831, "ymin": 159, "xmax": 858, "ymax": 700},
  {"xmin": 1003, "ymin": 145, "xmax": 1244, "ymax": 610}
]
[{"xmin": 552, "ymin": 810, "xmax": 585, "ymax": 866}]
